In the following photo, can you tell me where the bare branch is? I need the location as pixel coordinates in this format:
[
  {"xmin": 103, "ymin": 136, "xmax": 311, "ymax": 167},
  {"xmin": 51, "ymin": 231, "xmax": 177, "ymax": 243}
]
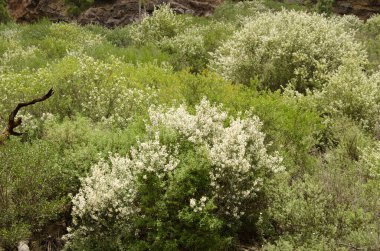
[{"xmin": 0, "ymin": 88, "xmax": 54, "ymax": 145}]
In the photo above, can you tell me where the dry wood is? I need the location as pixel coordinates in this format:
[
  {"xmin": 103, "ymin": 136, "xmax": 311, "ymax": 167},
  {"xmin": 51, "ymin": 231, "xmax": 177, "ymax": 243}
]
[{"xmin": 0, "ymin": 88, "xmax": 54, "ymax": 145}]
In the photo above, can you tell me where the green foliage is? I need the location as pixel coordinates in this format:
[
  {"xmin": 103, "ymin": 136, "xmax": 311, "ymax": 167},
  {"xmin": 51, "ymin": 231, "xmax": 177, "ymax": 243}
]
[
  {"xmin": 162, "ymin": 21, "xmax": 234, "ymax": 72},
  {"xmin": 259, "ymin": 118, "xmax": 380, "ymax": 250},
  {"xmin": 64, "ymin": 0, "xmax": 107, "ymax": 15},
  {"xmin": 262, "ymin": 0, "xmax": 308, "ymax": 12},
  {"xmin": 212, "ymin": 0, "xmax": 268, "ymax": 23},
  {"xmin": 248, "ymin": 91, "xmax": 323, "ymax": 172},
  {"xmin": 0, "ymin": 0, "xmax": 10, "ymax": 23},
  {"xmin": 315, "ymin": 0, "xmax": 334, "ymax": 15},
  {"xmin": 0, "ymin": 140, "xmax": 68, "ymax": 249},
  {"xmin": 1, "ymin": 2, "xmax": 380, "ymax": 250}
]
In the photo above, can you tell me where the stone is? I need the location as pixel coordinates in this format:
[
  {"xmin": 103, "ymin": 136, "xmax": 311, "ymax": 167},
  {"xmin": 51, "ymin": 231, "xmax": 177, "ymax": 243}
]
[{"xmin": 17, "ymin": 241, "xmax": 30, "ymax": 251}]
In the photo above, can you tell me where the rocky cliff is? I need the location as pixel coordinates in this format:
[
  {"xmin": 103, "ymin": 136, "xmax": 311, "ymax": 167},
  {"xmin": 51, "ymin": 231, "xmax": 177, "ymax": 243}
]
[
  {"xmin": 4, "ymin": 0, "xmax": 380, "ymax": 26},
  {"xmin": 334, "ymin": 0, "xmax": 380, "ymax": 20},
  {"xmin": 6, "ymin": 0, "xmax": 222, "ymax": 26}
]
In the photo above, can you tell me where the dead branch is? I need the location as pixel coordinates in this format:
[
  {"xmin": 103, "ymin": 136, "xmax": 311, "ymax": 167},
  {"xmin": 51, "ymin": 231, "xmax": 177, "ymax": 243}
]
[{"xmin": 0, "ymin": 88, "xmax": 54, "ymax": 145}]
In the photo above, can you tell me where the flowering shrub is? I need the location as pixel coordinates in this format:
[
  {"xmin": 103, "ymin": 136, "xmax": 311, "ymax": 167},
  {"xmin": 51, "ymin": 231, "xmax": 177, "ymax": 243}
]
[
  {"xmin": 313, "ymin": 60, "xmax": 380, "ymax": 130},
  {"xmin": 210, "ymin": 10, "xmax": 367, "ymax": 92},
  {"xmin": 162, "ymin": 25, "xmax": 208, "ymax": 70},
  {"xmin": 66, "ymin": 99, "xmax": 284, "ymax": 248},
  {"xmin": 0, "ymin": 23, "xmax": 104, "ymax": 72},
  {"xmin": 363, "ymin": 14, "xmax": 380, "ymax": 37},
  {"xmin": 360, "ymin": 142, "xmax": 380, "ymax": 179},
  {"xmin": 149, "ymin": 99, "xmax": 284, "ymax": 218},
  {"xmin": 67, "ymin": 137, "xmax": 179, "ymax": 241},
  {"xmin": 162, "ymin": 21, "xmax": 234, "ymax": 71},
  {"xmin": 81, "ymin": 83, "xmax": 157, "ymax": 127},
  {"xmin": 361, "ymin": 14, "xmax": 380, "ymax": 69},
  {"xmin": 130, "ymin": 5, "xmax": 185, "ymax": 46}
]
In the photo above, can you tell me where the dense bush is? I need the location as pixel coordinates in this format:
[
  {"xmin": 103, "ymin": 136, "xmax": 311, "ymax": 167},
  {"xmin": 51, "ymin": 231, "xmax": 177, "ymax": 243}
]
[
  {"xmin": 65, "ymin": 99, "xmax": 284, "ymax": 249},
  {"xmin": 360, "ymin": 14, "xmax": 380, "ymax": 69},
  {"xmin": 315, "ymin": 0, "xmax": 334, "ymax": 15},
  {"xmin": 210, "ymin": 10, "xmax": 367, "ymax": 92},
  {"xmin": 130, "ymin": 5, "xmax": 186, "ymax": 46},
  {"xmin": 261, "ymin": 117, "xmax": 380, "ymax": 250},
  {"xmin": 0, "ymin": 140, "xmax": 68, "ymax": 249},
  {"xmin": 313, "ymin": 60, "xmax": 380, "ymax": 131},
  {"xmin": 161, "ymin": 21, "xmax": 234, "ymax": 71}
]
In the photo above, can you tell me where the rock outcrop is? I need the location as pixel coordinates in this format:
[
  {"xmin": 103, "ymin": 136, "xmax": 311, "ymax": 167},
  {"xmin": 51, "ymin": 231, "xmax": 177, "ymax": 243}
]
[
  {"xmin": 169, "ymin": 0, "xmax": 222, "ymax": 16},
  {"xmin": 5, "ymin": 0, "xmax": 380, "ymax": 26},
  {"xmin": 7, "ymin": 0, "xmax": 69, "ymax": 22},
  {"xmin": 6, "ymin": 0, "xmax": 223, "ymax": 26},
  {"xmin": 77, "ymin": 0, "xmax": 153, "ymax": 26},
  {"xmin": 334, "ymin": 0, "xmax": 380, "ymax": 20}
]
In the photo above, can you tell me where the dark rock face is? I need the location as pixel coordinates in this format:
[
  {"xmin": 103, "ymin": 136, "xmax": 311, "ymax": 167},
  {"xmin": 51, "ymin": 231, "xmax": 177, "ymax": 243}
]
[
  {"xmin": 7, "ymin": 0, "xmax": 69, "ymax": 22},
  {"xmin": 5, "ymin": 0, "xmax": 380, "ymax": 26},
  {"xmin": 6, "ymin": 0, "xmax": 222, "ymax": 26},
  {"xmin": 334, "ymin": 0, "xmax": 380, "ymax": 20},
  {"xmin": 170, "ymin": 0, "xmax": 222, "ymax": 16},
  {"xmin": 77, "ymin": 0, "xmax": 148, "ymax": 27}
]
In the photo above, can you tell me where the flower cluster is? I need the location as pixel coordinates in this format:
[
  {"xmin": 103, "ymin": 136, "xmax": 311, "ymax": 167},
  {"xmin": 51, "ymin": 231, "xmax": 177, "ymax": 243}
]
[
  {"xmin": 189, "ymin": 196, "xmax": 208, "ymax": 213},
  {"xmin": 149, "ymin": 98, "xmax": 227, "ymax": 144},
  {"xmin": 149, "ymin": 98, "xmax": 284, "ymax": 218},
  {"xmin": 67, "ymin": 135, "xmax": 179, "ymax": 242},
  {"xmin": 360, "ymin": 142, "xmax": 380, "ymax": 179}
]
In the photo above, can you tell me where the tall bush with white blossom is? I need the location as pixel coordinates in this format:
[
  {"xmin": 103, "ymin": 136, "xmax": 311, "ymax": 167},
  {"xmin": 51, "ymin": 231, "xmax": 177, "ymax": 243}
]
[
  {"xmin": 66, "ymin": 99, "xmax": 284, "ymax": 249},
  {"xmin": 210, "ymin": 10, "xmax": 367, "ymax": 92}
]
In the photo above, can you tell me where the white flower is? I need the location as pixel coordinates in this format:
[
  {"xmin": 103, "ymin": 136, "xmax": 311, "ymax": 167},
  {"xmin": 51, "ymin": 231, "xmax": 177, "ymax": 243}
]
[
  {"xmin": 190, "ymin": 198, "xmax": 196, "ymax": 208},
  {"xmin": 149, "ymin": 98, "xmax": 284, "ymax": 218}
]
